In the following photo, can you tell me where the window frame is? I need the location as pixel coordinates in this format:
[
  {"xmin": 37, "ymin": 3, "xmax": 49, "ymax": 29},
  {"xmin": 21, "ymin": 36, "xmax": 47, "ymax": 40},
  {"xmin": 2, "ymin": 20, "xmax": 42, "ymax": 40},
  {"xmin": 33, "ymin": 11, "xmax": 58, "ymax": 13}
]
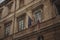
[
  {"xmin": 33, "ymin": 9, "xmax": 42, "ymax": 23},
  {"xmin": 0, "ymin": 8, "xmax": 3, "ymax": 20},
  {"xmin": 17, "ymin": 14, "xmax": 26, "ymax": 32},
  {"xmin": 19, "ymin": 0, "xmax": 24, "ymax": 8},
  {"xmin": 51, "ymin": 0, "xmax": 60, "ymax": 15},
  {"xmin": 4, "ymin": 21, "xmax": 12, "ymax": 37},
  {"xmin": 37, "ymin": 35, "xmax": 44, "ymax": 40},
  {"xmin": 32, "ymin": 5, "xmax": 43, "ymax": 23}
]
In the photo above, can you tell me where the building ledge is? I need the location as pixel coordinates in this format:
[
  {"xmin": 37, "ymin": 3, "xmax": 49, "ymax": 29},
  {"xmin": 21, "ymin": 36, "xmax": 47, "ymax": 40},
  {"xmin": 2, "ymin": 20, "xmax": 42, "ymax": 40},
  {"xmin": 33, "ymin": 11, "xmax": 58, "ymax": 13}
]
[
  {"xmin": 1, "ymin": 15, "xmax": 60, "ymax": 40},
  {"xmin": 13, "ymin": 15, "xmax": 60, "ymax": 39}
]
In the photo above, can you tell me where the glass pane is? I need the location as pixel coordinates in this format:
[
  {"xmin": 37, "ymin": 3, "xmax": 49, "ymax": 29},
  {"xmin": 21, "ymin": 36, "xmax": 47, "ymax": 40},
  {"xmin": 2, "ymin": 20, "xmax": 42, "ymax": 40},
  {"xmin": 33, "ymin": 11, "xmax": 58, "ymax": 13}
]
[
  {"xmin": 35, "ymin": 11, "xmax": 41, "ymax": 22},
  {"xmin": 18, "ymin": 19, "xmax": 24, "ymax": 31},
  {"xmin": 5, "ymin": 22, "xmax": 11, "ymax": 36}
]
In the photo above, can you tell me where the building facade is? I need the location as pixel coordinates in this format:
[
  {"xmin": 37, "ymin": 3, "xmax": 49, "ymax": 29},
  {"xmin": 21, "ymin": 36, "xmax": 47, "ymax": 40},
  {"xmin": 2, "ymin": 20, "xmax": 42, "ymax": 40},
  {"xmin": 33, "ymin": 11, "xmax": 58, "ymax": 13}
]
[{"xmin": 0, "ymin": 0, "xmax": 60, "ymax": 40}]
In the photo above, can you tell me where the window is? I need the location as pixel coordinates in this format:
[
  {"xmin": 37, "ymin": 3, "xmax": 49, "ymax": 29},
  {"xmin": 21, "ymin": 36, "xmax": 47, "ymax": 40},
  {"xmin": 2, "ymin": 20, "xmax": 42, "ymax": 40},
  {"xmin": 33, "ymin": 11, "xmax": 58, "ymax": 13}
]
[
  {"xmin": 19, "ymin": 0, "xmax": 24, "ymax": 8},
  {"xmin": 7, "ymin": 2, "xmax": 13, "ymax": 10},
  {"xmin": 37, "ymin": 36, "xmax": 44, "ymax": 40},
  {"xmin": 56, "ymin": 4, "xmax": 60, "ymax": 15},
  {"xmin": 6, "ymin": 2, "xmax": 13, "ymax": 15},
  {"xmin": 0, "ymin": 26, "xmax": 1, "ymax": 28},
  {"xmin": 5, "ymin": 0, "xmax": 12, "ymax": 3},
  {"xmin": 34, "ymin": 10, "xmax": 41, "ymax": 22},
  {"xmin": 33, "ymin": 5, "xmax": 43, "ymax": 23},
  {"xmin": 0, "ymin": 13, "xmax": 1, "ymax": 20},
  {"xmin": 15, "ymin": 38, "xmax": 21, "ymax": 40},
  {"xmin": 4, "ymin": 21, "xmax": 12, "ymax": 36},
  {"xmin": 28, "ymin": 16, "xmax": 32, "ymax": 27},
  {"xmin": 0, "ymin": 8, "xmax": 3, "ymax": 20},
  {"xmin": 17, "ymin": 15, "xmax": 25, "ymax": 31},
  {"xmin": 52, "ymin": 0, "xmax": 60, "ymax": 15}
]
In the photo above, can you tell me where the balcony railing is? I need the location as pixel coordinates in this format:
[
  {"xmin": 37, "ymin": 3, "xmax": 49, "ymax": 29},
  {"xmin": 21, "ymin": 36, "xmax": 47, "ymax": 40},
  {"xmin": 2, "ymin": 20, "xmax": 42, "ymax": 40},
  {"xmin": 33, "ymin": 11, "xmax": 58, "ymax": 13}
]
[
  {"xmin": 13, "ymin": 23, "xmax": 39, "ymax": 39},
  {"xmin": 3, "ymin": 15, "xmax": 60, "ymax": 40},
  {"xmin": 13, "ymin": 16, "xmax": 60, "ymax": 39}
]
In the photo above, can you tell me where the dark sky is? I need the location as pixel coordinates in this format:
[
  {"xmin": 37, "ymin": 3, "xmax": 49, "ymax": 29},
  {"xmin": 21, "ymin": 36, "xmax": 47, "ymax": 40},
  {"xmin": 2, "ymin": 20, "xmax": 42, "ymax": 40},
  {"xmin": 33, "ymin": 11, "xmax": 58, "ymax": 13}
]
[{"xmin": 0, "ymin": 0, "xmax": 4, "ymax": 3}]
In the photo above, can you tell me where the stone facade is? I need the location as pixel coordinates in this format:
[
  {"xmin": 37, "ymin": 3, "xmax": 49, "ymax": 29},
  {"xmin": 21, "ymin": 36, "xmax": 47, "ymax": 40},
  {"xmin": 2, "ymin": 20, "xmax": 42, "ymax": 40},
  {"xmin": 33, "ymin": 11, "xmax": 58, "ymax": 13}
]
[{"xmin": 0, "ymin": 0, "xmax": 60, "ymax": 40}]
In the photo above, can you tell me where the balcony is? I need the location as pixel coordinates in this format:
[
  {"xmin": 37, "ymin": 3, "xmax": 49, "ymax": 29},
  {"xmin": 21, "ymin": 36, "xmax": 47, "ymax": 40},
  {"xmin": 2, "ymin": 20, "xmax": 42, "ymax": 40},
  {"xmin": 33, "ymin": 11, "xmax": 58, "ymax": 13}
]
[
  {"xmin": 3, "ymin": 15, "xmax": 60, "ymax": 40},
  {"xmin": 13, "ymin": 16, "xmax": 60, "ymax": 39}
]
